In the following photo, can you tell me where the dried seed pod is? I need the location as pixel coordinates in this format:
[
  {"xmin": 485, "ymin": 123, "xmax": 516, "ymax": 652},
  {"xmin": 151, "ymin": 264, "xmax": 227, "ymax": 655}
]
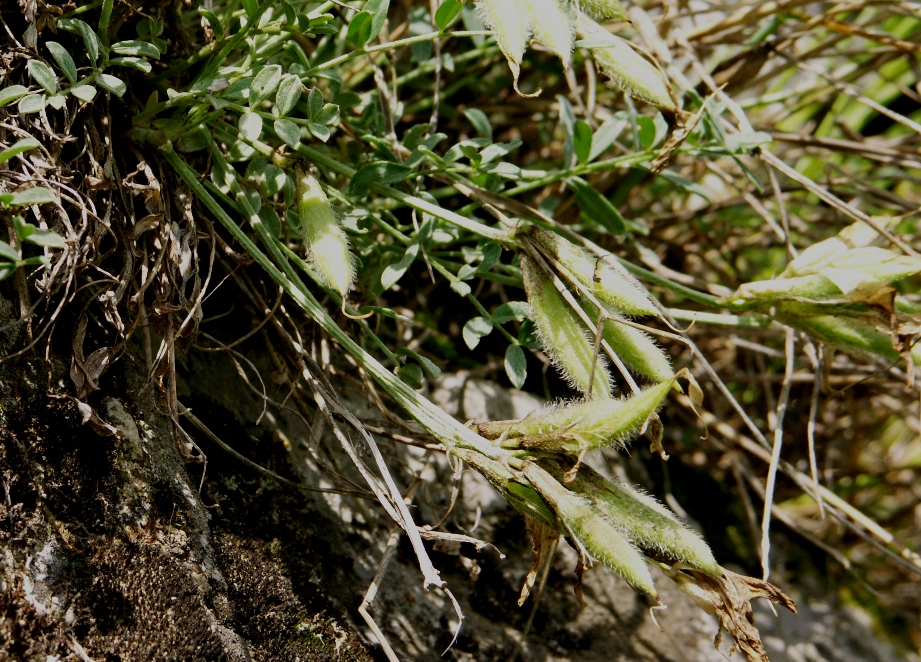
[
  {"xmin": 297, "ymin": 171, "xmax": 354, "ymax": 297},
  {"xmin": 568, "ymin": 464, "xmax": 720, "ymax": 576},
  {"xmin": 523, "ymin": 462, "xmax": 658, "ymax": 598},
  {"xmin": 527, "ymin": 228, "xmax": 659, "ymax": 317},
  {"xmin": 577, "ymin": 0, "xmax": 628, "ymax": 20},
  {"xmin": 477, "ymin": 378, "xmax": 674, "ymax": 452},
  {"xmin": 524, "ymin": 0, "xmax": 576, "ymax": 65},
  {"xmin": 584, "ymin": 302, "xmax": 674, "ymax": 383},
  {"xmin": 521, "ymin": 251, "xmax": 612, "ymax": 398}
]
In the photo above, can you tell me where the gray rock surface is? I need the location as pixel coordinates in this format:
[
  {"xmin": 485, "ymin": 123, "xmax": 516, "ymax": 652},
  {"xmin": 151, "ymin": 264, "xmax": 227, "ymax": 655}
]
[{"xmin": 0, "ymin": 299, "xmax": 911, "ymax": 660}]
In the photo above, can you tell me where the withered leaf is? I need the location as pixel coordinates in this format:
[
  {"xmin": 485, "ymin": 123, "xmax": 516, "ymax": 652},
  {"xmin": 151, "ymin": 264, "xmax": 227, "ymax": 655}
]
[{"xmin": 666, "ymin": 565, "xmax": 796, "ymax": 662}]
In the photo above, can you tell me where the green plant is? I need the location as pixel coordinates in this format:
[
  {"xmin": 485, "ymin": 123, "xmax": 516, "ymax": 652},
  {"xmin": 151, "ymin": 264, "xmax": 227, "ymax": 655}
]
[
  {"xmin": 0, "ymin": 139, "xmax": 63, "ymax": 281},
  {"xmin": 3, "ymin": 0, "xmax": 920, "ymax": 658}
]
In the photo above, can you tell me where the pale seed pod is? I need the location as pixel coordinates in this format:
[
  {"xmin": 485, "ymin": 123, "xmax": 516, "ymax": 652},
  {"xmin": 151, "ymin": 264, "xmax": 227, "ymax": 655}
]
[
  {"xmin": 577, "ymin": 0, "xmax": 628, "ymax": 20},
  {"xmin": 783, "ymin": 219, "xmax": 890, "ymax": 277},
  {"xmin": 725, "ymin": 274, "xmax": 839, "ymax": 309},
  {"xmin": 523, "ymin": 462, "xmax": 658, "ymax": 598},
  {"xmin": 823, "ymin": 247, "xmax": 921, "ymax": 285},
  {"xmin": 477, "ymin": 0, "xmax": 532, "ymax": 85},
  {"xmin": 476, "ymin": 378, "xmax": 674, "ymax": 452},
  {"xmin": 528, "ymin": 228, "xmax": 659, "ymax": 317},
  {"xmin": 584, "ymin": 302, "xmax": 674, "ymax": 383},
  {"xmin": 521, "ymin": 251, "xmax": 612, "ymax": 398},
  {"xmin": 297, "ymin": 171, "xmax": 354, "ymax": 297},
  {"xmin": 523, "ymin": 0, "xmax": 576, "ymax": 66},
  {"xmin": 569, "ymin": 464, "xmax": 721, "ymax": 576},
  {"xmin": 576, "ymin": 13, "xmax": 676, "ymax": 111}
]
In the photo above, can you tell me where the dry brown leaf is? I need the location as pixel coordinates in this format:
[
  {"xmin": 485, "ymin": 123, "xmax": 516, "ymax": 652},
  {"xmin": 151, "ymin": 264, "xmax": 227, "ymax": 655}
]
[
  {"xmin": 519, "ymin": 515, "xmax": 560, "ymax": 606},
  {"xmin": 666, "ymin": 565, "xmax": 796, "ymax": 662}
]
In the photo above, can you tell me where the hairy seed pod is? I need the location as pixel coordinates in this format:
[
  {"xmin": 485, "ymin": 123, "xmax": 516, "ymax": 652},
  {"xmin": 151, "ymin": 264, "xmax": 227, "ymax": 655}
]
[
  {"xmin": 576, "ymin": 13, "xmax": 675, "ymax": 111},
  {"xmin": 476, "ymin": 378, "xmax": 674, "ymax": 452},
  {"xmin": 779, "ymin": 311, "xmax": 921, "ymax": 366},
  {"xmin": 521, "ymin": 251, "xmax": 612, "ymax": 398},
  {"xmin": 523, "ymin": 0, "xmax": 576, "ymax": 65},
  {"xmin": 523, "ymin": 462, "xmax": 657, "ymax": 598},
  {"xmin": 577, "ymin": 0, "xmax": 628, "ymax": 20},
  {"xmin": 297, "ymin": 171, "xmax": 353, "ymax": 297},
  {"xmin": 477, "ymin": 0, "xmax": 532, "ymax": 82},
  {"xmin": 568, "ymin": 464, "xmax": 721, "ymax": 576},
  {"xmin": 527, "ymin": 228, "xmax": 659, "ymax": 317},
  {"xmin": 584, "ymin": 302, "xmax": 674, "ymax": 383}
]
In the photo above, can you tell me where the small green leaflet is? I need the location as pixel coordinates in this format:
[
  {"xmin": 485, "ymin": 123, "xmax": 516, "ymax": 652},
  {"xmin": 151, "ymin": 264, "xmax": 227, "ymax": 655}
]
[
  {"xmin": 97, "ymin": 74, "xmax": 127, "ymax": 97},
  {"xmin": 435, "ymin": 0, "xmax": 465, "ymax": 31},
  {"xmin": 381, "ymin": 243, "xmax": 419, "ymax": 289},
  {"xmin": 0, "ymin": 138, "xmax": 40, "ymax": 164},
  {"xmin": 46, "ymin": 42, "xmax": 77, "ymax": 84},
  {"xmin": 275, "ymin": 74, "xmax": 302, "ymax": 117},
  {"xmin": 348, "ymin": 12, "xmax": 374, "ymax": 47},
  {"xmin": 397, "ymin": 363, "xmax": 424, "ymax": 389},
  {"xmin": 18, "ymin": 94, "xmax": 46, "ymax": 114},
  {"xmin": 492, "ymin": 301, "xmax": 529, "ymax": 324},
  {"xmin": 463, "ymin": 316, "xmax": 493, "ymax": 350},
  {"xmin": 238, "ymin": 112, "xmax": 263, "ymax": 140},
  {"xmin": 24, "ymin": 229, "xmax": 66, "ymax": 248},
  {"xmin": 396, "ymin": 348, "xmax": 441, "ymax": 379},
  {"xmin": 0, "ymin": 240, "xmax": 20, "ymax": 262},
  {"xmin": 350, "ymin": 162, "xmax": 413, "ymax": 198},
  {"xmin": 70, "ymin": 85, "xmax": 97, "ymax": 103},
  {"xmin": 110, "ymin": 40, "xmax": 161, "ymax": 59},
  {"xmin": 364, "ymin": 0, "xmax": 390, "ymax": 43},
  {"xmin": 10, "ymin": 187, "xmax": 56, "ymax": 206},
  {"xmin": 274, "ymin": 119, "xmax": 301, "ymax": 147},
  {"xmin": 567, "ymin": 176, "xmax": 627, "ymax": 235},
  {"xmin": 28, "ymin": 60, "xmax": 57, "ymax": 95},
  {"xmin": 464, "ymin": 108, "xmax": 492, "ymax": 141},
  {"xmin": 574, "ymin": 120, "xmax": 593, "ymax": 165},
  {"xmin": 505, "ymin": 345, "xmax": 527, "ymax": 389},
  {"xmin": 0, "ymin": 85, "xmax": 29, "ymax": 107},
  {"xmin": 249, "ymin": 65, "xmax": 282, "ymax": 106}
]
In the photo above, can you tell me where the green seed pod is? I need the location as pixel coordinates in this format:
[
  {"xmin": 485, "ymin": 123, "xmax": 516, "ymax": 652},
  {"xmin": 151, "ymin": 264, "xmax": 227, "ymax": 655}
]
[
  {"xmin": 476, "ymin": 378, "xmax": 674, "ymax": 452},
  {"xmin": 577, "ymin": 0, "xmax": 628, "ymax": 20},
  {"xmin": 576, "ymin": 13, "xmax": 676, "ymax": 111},
  {"xmin": 724, "ymin": 274, "xmax": 841, "ymax": 309},
  {"xmin": 464, "ymin": 453, "xmax": 558, "ymax": 525},
  {"xmin": 477, "ymin": 0, "xmax": 532, "ymax": 83},
  {"xmin": 297, "ymin": 171, "xmax": 354, "ymax": 297},
  {"xmin": 778, "ymin": 311, "xmax": 921, "ymax": 366},
  {"xmin": 523, "ymin": 462, "xmax": 658, "ymax": 598},
  {"xmin": 524, "ymin": 0, "xmax": 576, "ymax": 65},
  {"xmin": 584, "ymin": 302, "xmax": 675, "ymax": 383},
  {"xmin": 568, "ymin": 464, "xmax": 720, "ymax": 576},
  {"xmin": 521, "ymin": 251, "xmax": 612, "ymax": 398},
  {"xmin": 527, "ymin": 228, "xmax": 659, "ymax": 317}
]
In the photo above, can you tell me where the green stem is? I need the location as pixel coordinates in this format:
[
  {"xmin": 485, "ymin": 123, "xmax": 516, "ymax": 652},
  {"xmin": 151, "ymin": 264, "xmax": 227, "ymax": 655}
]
[
  {"xmin": 504, "ymin": 151, "xmax": 654, "ymax": 196},
  {"xmin": 301, "ymin": 30, "xmax": 492, "ymax": 77},
  {"xmin": 98, "ymin": 0, "xmax": 113, "ymax": 45},
  {"xmin": 615, "ymin": 259, "xmax": 733, "ymax": 309}
]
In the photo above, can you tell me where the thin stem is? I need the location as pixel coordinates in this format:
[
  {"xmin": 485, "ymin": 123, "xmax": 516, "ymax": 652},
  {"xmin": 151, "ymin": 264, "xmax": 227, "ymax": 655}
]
[{"xmin": 301, "ymin": 31, "xmax": 492, "ymax": 77}]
